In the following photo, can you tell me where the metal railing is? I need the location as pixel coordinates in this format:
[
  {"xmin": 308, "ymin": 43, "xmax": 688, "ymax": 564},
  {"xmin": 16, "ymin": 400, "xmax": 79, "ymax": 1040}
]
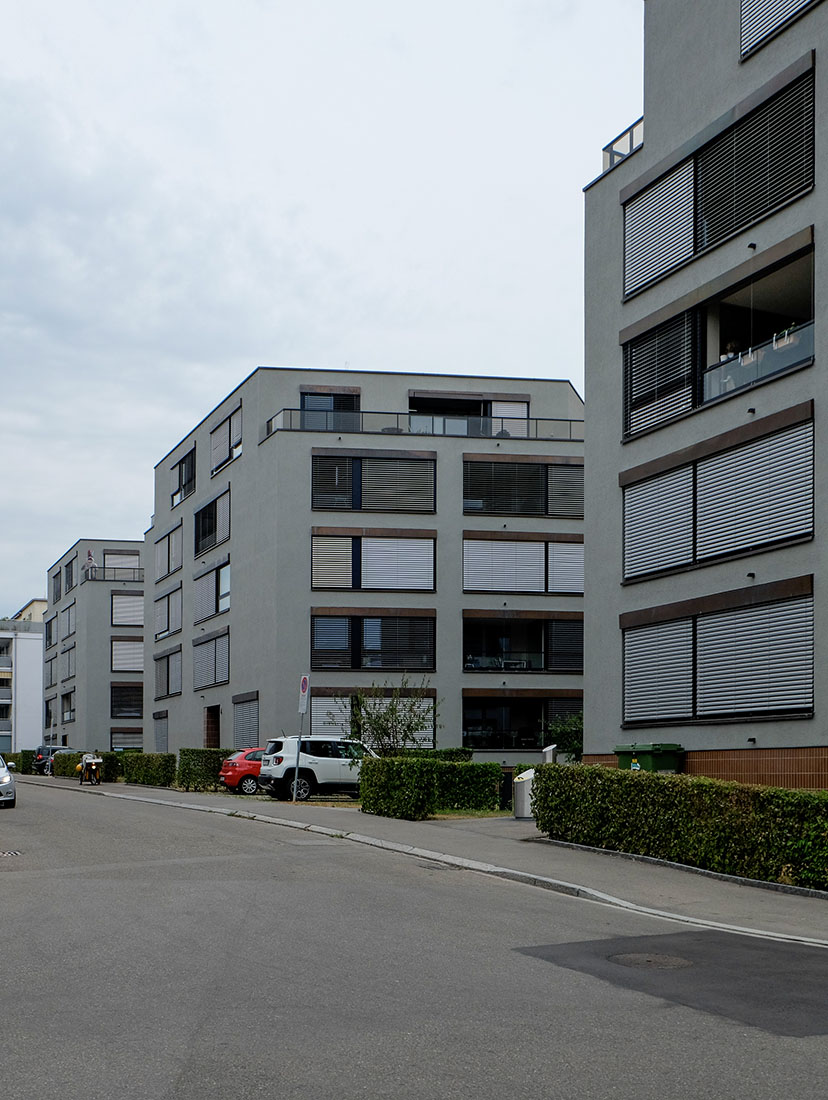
[
  {"xmin": 464, "ymin": 652, "xmax": 544, "ymax": 671},
  {"xmin": 602, "ymin": 117, "xmax": 644, "ymax": 172},
  {"xmin": 462, "ymin": 728, "xmax": 546, "ymax": 752},
  {"xmin": 267, "ymin": 408, "xmax": 584, "ymax": 442},
  {"xmin": 702, "ymin": 321, "xmax": 814, "ymax": 403},
  {"xmin": 81, "ymin": 568, "xmax": 144, "ymax": 583}
]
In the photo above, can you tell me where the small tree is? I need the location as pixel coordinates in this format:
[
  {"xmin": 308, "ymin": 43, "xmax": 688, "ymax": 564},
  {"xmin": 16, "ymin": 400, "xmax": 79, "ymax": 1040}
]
[
  {"xmin": 546, "ymin": 711, "xmax": 583, "ymax": 763},
  {"xmin": 329, "ymin": 675, "xmax": 441, "ymax": 757}
]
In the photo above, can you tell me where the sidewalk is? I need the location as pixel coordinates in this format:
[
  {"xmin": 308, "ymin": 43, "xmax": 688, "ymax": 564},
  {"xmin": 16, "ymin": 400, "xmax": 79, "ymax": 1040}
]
[{"xmin": 23, "ymin": 776, "xmax": 828, "ymax": 946}]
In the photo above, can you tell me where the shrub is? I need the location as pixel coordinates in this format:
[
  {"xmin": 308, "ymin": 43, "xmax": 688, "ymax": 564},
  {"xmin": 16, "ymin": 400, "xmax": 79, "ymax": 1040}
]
[
  {"xmin": 405, "ymin": 747, "xmax": 474, "ymax": 762},
  {"xmin": 435, "ymin": 761, "xmax": 501, "ymax": 811},
  {"xmin": 177, "ymin": 748, "xmax": 233, "ymax": 792},
  {"xmin": 99, "ymin": 752, "xmax": 122, "ymax": 783},
  {"xmin": 531, "ymin": 763, "xmax": 828, "ymax": 890},
  {"xmin": 18, "ymin": 750, "xmax": 35, "ymax": 775},
  {"xmin": 53, "ymin": 752, "xmax": 84, "ymax": 777},
  {"xmin": 360, "ymin": 757, "xmax": 501, "ymax": 819},
  {"xmin": 122, "ymin": 753, "xmax": 177, "ymax": 787}
]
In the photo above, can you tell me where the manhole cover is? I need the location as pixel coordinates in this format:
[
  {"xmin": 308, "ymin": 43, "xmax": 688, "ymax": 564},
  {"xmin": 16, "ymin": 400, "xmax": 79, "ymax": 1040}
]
[
  {"xmin": 608, "ymin": 952, "xmax": 693, "ymax": 970},
  {"xmin": 0, "ymin": 851, "xmax": 21, "ymax": 858}
]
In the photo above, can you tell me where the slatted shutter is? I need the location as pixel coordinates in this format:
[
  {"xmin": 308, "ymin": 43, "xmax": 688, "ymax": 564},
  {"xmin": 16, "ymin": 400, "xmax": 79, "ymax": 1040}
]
[
  {"xmin": 463, "ymin": 540, "xmax": 545, "ymax": 592},
  {"xmin": 546, "ymin": 620, "xmax": 584, "ymax": 672},
  {"xmin": 311, "ymin": 697, "xmax": 352, "ymax": 736},
  {"xmin": 311, "ymin": 617, "xmax": 352, "ymax": 669},
  {"xmin": 361, "ymin": 458, "xmax": 435, "ymax": 512},
  {"xmin": 112, "ymin": 593, "xmax": 144, "ymax": 626},
  {"xmin": 154, "ymin": 714, "xmax": 168, "ymax": 752},
  {"xmin": 696, "ymin": 597, "xmax": 813, "ymax": 715},
  {"xmin": 210, "ymin": 418, "xmax": 230, "ymax": 471},
  {"xmin": 111, "ymin": 729, "xmax": 143, "ymax": 750},
  {"xmin": 169, "ymin": 652, "xmax": 182, "ymax": 694},
  {"xmin": 311, "ymin": 456, "xmax": 353, "ymax": 509},
  {"xmin": 696, "ymin": 422, "xmax": 813, "ymax": 560},
  {"xmin": 696, "ymin": 72, "xmax": 814, "ymax": 250},
  {"xmin": 491, "ymin": 401, "xmax": 529, "ymax": 437},
  {"xmin": 105, "ymin": 551, "xmax": 141, "ymax": 569},
  {"xmin": 624, "ymin": 161, "xmax": 695, "ymax": 294},
  {"xmin": 155, "ymin": 537, "xmax": 167, "ymax": 580},
  {"xmin": 546, "ymin": 697, "xmax": 584, "ymax": 723},
  {"xmin": 547, "ymin": 543, "xmax": 584, "ymax": 594},
  {"xmin": 155, "ymin": 657, "xmax": 167, "ymax": 697},
  {"xmin": 194, "ymin": 572, "xmax": 217, "ymax": 621},
  {"xmin": 216, "ymin": 492, "xmax": 231, "ymax": 544},
  {"xmin": 741, "ymin": 0, "xmax": 815, "ymax": 55},
  {"xmin": 193, "ymin": 640, "xmax": 215, "ymax": 689},
  {"xmin": 112, "ymin": 639, "xmax": 143, "ymax": 671},
  {"xmin": 311, "ymin": 537, "xmax": 353, "ymax": 588},
  {"xmin": 169, "ymin": 527, "xmax": 182, "ymax": 572},
  {"xmin": 361, "ymin": 538, "xmax": 434, "ymax": 590},
  {"xmin": 463, "ymin": 462, "xmax": 545, "ymax": 515},
  {"xmin": 233, "ymin": 698, "xmax": 259, "ymax": 749},
  {"xmin": 547, "ymin": 465, "xmax": 584, "ymax": 518},
  {"xmin": 623, "ymin": 619, "xmax": 694, "ymax": 722},
  {"xmin": 361, "ymin": 618, "xmax": 435, "ymax": 670},
  {"xmin": 364, "ymin": 697, "xmax": 436, "ymax": 748},
  {"xmin": 624, "ymin": 465, "xmax": 694, "ymax": 578},
  {"xmin": 216, "ymin": 634, "xmax": 230, "ymax": 683},
  {"xmin": 624, "ymin": 311, "xmax": 697, "ymax": 435}
]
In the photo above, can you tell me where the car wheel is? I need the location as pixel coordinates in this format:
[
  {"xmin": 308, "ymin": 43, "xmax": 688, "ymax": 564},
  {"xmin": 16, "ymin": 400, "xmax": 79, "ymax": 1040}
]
[
  {"xmin": 239, "ymin": 775, "xmax": 259, "ymax": 796},
  {"xmin": 288, "ymin": 773, "xmax": 315, "ymax": 801}
]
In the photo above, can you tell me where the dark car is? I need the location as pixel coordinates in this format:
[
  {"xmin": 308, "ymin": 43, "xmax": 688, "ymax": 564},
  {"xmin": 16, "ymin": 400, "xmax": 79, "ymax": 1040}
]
[
  {"xmin": 34, "ymin": 746, "xmax": 78, "ymax": 776},
  {"xmin": 218, "ymin": 748, "xmax": 264, "ymax": 794}
]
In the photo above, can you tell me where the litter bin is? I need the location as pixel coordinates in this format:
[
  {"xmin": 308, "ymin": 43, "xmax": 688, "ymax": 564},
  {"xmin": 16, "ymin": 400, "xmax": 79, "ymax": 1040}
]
[
  {"xmin": 542, "ymin": 743, "xmax": 558, "ymax": 764},
  {"xmin": 614, "ymin": 743, "xmax": 684, "ymax": 773},
  {"xmin": 513, "ymin": 769, "xmax": 535, "ymax": 819}
]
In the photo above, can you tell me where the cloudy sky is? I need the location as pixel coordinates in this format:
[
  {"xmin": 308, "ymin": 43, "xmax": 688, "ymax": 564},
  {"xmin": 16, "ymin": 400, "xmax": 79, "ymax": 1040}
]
[{"xmin": 1, "ymin": 0, "xmax": 643, "ymax": 616}]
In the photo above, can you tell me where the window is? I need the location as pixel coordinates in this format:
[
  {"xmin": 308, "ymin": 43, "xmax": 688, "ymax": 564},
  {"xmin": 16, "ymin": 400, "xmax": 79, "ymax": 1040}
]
[
  {"xmin": 311, "ymin": 536, "xmax": 435, "ymax": 590},
  {"xmin": 52, "ymin": 572, "xmax": 61, "ymax": 604},
  {"xmin": 462, "ymin": 539, "xmax": 584, "ymax": 594},
  {"xmin": 64, "ymin": 558, "xmax": 75, "ymax": 592},
  {"xmin": 171, "ymin": 448, "xmax": 196, "ymax": 507},
  {"xmin": 111, "ymin": 729, "xmax": 143, "ymax": 751},
  {"xmin": 624, "ymin": 70, "xmax": 814, "ymax": 295},
  {"xmin": 462, "ymin": 696, "xmax": 581, "ymax": 752},
  {"xmin": 45, "ymin": 656, "xmax": 57, "ymax": 688},
  {"xmin": 194, "ymin": 491, "xmax": 230, "ymax": 555},
  {"xmin": 112, "ymin": 593, "xmax": 144, "ymax": 627},
  {"xmin": 300, "ymin": 392, "xmax": 360, "ymax": 431},
  {"xmin": 62, "ymin": 647, "xmax": 75, "ymax": 681},
  {"xmin": 111, "ymin": 684, "xmax": 143, "ymax": 719},
  {"xmin": 623, "ymin": 591, "xmax": 813, "ymax": 724},
  {"xmin": 311, "ymin": 456, "xmax": 436, "ymax": 512},
  {"xmin": 211, "ymin": 407, "xmax": 242, "ymax": 472},
  {"xmin": 193, "ymin": 563, "xmax": 230, "ymax": 622},
  {"xmin": 309, "ymin": 695, "xmax": 436, "ymax": 747},
  {"xmin": 741, "ymin": 1, "xmax": 823, "ymax": 57},
  {"xmin": 60, "ymin": 603, "xmax": 76, "ymax": 639},
  {"xmin": 623, "ymin": 419, "xmax": 814, "ymax": 579},
  {"xmin": 193, "ymin": 633, "xmax": 229, "ymax": 689},
  {"xmin": 154, "ymin": 587, "xmax": 182, "ymax": 640},
  {"xmin": 311, "ymin": 616, "xmax": 435, "ymax": 671},
  {"xmin": 155, "ymin": 651, "xmax": 182, "ymax": 698},
  {"xmin": 45, "ymin": 697, "xmax": 55, "ymax": 729},
  {"xmin": 44, "ymin": 617, "xmax": 56, "ymax": 649},
  {"xmin": 104, "ymin": 550, "xmax": 141, "ymax": 570},
  {"xmin": 111, "ymin": 639, "xmax": 143, "ymax": 672},
  {"xmin": 154, "ymin": 711, "xmax": 169, "ymax": 752},
  {"xmin": 463, "ymin": 461, "xmax": 583, "ymax": 518},
  {"xmin": 463, "ymin": 618, "xmax": 583, "ymax": 673},
  {"xmin": 155, "ymin": 526, "xmax": 183, "ymax": 580},
  {"xmin": 233, "ymin": 697, "xmax": 259, "ymax": 749},
  {"xmin": 61, "ymin": 690, "xmax": 75, "ymax": 723}
]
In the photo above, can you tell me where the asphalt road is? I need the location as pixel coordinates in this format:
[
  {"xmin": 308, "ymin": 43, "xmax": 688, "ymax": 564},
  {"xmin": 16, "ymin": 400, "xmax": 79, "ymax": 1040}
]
[{"xmin": 3, "ymin": 784, "xmax": 827, "ymax": 1099}]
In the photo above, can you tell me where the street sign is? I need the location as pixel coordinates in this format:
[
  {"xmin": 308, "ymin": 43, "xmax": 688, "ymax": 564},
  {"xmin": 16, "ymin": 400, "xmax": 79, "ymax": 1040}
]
[{"xmin": 298, "ymin": 674, "xmax": 310, "ymax": 714}]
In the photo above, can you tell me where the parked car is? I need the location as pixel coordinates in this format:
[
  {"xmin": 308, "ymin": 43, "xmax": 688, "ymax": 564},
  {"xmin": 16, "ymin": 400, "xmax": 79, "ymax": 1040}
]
[
  {"xmin": 0, "ymin": 755, "xmax": 16, "ymax": 808},
  {"xmin": 218, "ymin": 748, "xmax": 265, "ymax": 794},
  {"xmin": 257, "ymin": 736, "xmax": 377, "ymax": 801},
  {"xmin": 32, "ymin": 744, "xmax": 63, "ymax": 775}
]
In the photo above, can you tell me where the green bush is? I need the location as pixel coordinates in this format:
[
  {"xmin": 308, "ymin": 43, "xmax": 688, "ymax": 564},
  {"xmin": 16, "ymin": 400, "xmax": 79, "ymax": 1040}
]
[
  {"xmin": 4, "ymin": 752, "xmax": 21, "ymax": 772},
  {"xmin": 406, "ymin": 747, "xmax": 474, "ymax": 762},
  {"xmin": 17, "ymin": 750, "xmax": 35, "ymax": 775},
  {"xmin": 53, "ymin": 752, "xmax": 84, "ymax": 777},
  {"xmin": 99, "ymin": 752, "xmax": 122, "ymax": 783},
  {"xmin": 122, "ymin": 753, "xmax": 177, "ymax": 787},
  {"xmin": 435, "ymin": 761, "xmax": 501, "ymax": 810},
  {"xmin": 177, "ymin": 748, "xmax": 233, "ymax": 791},
  {"xmin": 531, "ymin": 763, "xmax": 828, "ymax": 890},
  {"xmin": 360, "ymin": 758, "xmax": 501, "ymax": 819}
]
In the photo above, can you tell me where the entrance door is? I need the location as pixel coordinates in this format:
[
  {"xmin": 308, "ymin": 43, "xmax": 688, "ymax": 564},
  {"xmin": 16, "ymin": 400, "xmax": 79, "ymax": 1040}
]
[{"xmin": 203, "ymin": 705, "xmax": 221, "ymax": 748}]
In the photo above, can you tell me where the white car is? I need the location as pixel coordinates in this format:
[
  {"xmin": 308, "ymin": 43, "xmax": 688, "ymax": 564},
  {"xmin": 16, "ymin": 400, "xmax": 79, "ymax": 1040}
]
[
  {"xmin": 257, "ymin": 736, "xmax": 376, "ymax": 801},
  {"xmin": 0, "ymin": 755, "xmax": 17, "ymax": 809}
]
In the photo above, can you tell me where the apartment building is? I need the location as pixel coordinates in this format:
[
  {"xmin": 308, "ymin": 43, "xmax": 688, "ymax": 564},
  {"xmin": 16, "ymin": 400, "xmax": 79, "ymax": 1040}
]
[
  {"xmin": 0, "ymin": 612, "xmax": 44, "ymax": 753},
  {"xmin": 43, "ymin": 540, "xmax": 145, "ymax": 751},
  {"xmin": 584, "ymin": 0, "xmax": 826, "ymax": 787},
  {"xmin": 146, "ymin": 367, "xmax": 584, "ymax": 759}
]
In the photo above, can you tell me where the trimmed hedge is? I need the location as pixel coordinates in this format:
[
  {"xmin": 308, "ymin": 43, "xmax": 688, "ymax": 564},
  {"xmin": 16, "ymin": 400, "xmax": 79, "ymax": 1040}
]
[
  {"xmin": 531, "ymin": 763, "xmax": 828, "ymax": 890},
  {"xmin": 177, "ymin": 748, "xmax": 233, "ymax": 792},
  {"xmin": 53, "ymin": 752, "xmax": 84, "ymax": 777},
  {"xmin": 405, "ymin": 747, "xmax": 475, "ymax": 763},
  {"xmin": 360, "ymin": 758, "xmax": 502, "ymax": 820},
  {"xmin": 123, "ymin": 753, "xmax": 177, "ymax": 787}
]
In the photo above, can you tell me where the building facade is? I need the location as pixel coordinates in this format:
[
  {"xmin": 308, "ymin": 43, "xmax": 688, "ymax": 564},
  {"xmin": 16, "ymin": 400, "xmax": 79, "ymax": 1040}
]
[
  {"xmin": 43, "ymin": 540, "xmax": 145, "ymax": 751},
  {"xmin": 145, "ymin": 368, "xmax": 584, "ymax": 759},
  {"xmin": 0, "ymin": 615, "xmax": 44, "ymax": 753},
  {"xmin": 584, "ymin": 0, "xmax": 827, "ymax": 787}
]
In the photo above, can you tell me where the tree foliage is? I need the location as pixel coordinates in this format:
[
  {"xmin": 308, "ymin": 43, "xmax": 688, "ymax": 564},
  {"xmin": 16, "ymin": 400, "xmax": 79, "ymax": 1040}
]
[
  {"xmin": 546, "ymin": 711, "xmax": 583, "ymax": 762},
  {"xmin": 331, "ymin": 675, "xmax": 441, "ymax": 757}
]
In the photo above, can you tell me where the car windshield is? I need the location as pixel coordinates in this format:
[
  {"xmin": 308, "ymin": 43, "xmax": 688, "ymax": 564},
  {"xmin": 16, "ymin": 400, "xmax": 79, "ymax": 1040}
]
[
  {"xmin": 0, "ymin": 756, "xmax": 6, "ymax": 768},
  {"xmin": 226, "ymin": 751, "xmax": 243, "ymax": 761}
]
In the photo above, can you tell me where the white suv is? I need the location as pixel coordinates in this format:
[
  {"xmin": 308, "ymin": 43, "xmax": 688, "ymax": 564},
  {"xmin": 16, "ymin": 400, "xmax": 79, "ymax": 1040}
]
[{"xmin": 257, "ymin": 736, "xmax": 377, "ymax": 801}]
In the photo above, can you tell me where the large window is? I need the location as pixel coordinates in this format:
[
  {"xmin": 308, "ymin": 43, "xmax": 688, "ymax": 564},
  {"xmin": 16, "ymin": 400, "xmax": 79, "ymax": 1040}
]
[
  {"xmin": 62, "ymin": 647, "xmax": 75, "ymax": 681},
  {"xmin": 111, "ymin": 684, "xmax": 143, "ymax": 719},
  {"xmin": 194, "ymin": 491, "xmax": 230, "ymax": 555},
  {"xmin": 462, "ymin": 696, "xmax": 582, "ymax": 752},
  {"xmin": 210, "ymin": 407, "xmax": 242, "ymax": 472},
  {"xmin": 309, "ymin": 694, "xmax": 436, "ymax": 748},
  {"xmin": 312, "ymin": 536, "xmax": 435, "ymax": 590},
  {"xmin": 60, "ymin": 603, "xmax": 76, "ymax": 639},
  {"xmin": 463, "ymin": 618, "xmax": 583, "ymax": 673},
  {"xmin": 312, "ymin": 456, "xmax": 436, "ymax": 512},
  {"xmin": 111, "ymin": 639, "xmax": 143, "ymax": 672},
  {"xmin": 155, "ymin": 526, "xmax": 183, "ymax": 580},
  {"xmin": 64, "ymin": 558, "xmax": 76, "ymax": 592},
  {"xmin": 193, "ymin": 563, "xmax": 230, "ymax": 622},
  {"xmin": 462, "ymin": 539, "xmax": 583, "ymax": 594},
  {"xmin": 155, "ymin": 650, "xmax": 182, "ymax": 699},
  {"xmin": 45, "ymin": 656, "xmax": 57, "ymax": 688},
  {"xmin": 154, "ymin": 587, "xmax": 183, "ymax": 640},
  {"xmin": 44, "ymin": 617, "xmax": 56, "ymax": 649},
  {"xmin": 624, "ymin": 69, "xmax": 814, "ymax": 296},
  {"xmin": 171, "ymin": 448, "xmax": 196, "ymax": 507},
  {"xmin": 111, "ymin": 593, "xmax": 144, "ymax": 627},
  {"xmin": 193, "ymin": 632, "xmax": 229, "ymax": 689},
  {"xmin": 311, "ymin": 615, "xmax": 435, "ymax": 671},
  {"xmin": 463, "ymin": 462, "xmax": 583, "ymax": 518},
  {"xmin": 52, "ymin": 572, "xmax": 61, "ymax": 604},
  {"xmin": 301, "ymin": 392, "xmax": 360, "ymax": 432},
  {"xmin": 61, "ymin": 690, "xmax": 75, "ymax": 723}
]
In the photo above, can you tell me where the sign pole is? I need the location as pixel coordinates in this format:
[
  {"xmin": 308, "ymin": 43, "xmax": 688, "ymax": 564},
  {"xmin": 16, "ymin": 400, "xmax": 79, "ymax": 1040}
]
[{"xmin": 293, "ymin": 675, "xmax": 310, "ymax": 803}]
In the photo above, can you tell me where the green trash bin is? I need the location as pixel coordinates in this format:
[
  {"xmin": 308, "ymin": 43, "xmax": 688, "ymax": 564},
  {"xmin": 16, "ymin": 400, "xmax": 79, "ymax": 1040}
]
[{"xmin": 614, "ymin": 743, "xmax": 684, "ymax": 773}]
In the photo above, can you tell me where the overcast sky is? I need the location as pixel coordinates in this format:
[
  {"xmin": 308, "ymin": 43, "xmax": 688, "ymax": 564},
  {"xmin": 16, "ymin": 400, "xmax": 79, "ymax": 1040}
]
[{"xmin": 1, "ymin": 0, "xmax": 643, "ymax": 616}]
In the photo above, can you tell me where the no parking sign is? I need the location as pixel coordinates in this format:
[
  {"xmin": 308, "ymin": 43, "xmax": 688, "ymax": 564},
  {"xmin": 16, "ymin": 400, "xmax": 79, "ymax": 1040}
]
[{"xmin": 298, "ymin": 674, "xmax": 310, "ymax": 714}]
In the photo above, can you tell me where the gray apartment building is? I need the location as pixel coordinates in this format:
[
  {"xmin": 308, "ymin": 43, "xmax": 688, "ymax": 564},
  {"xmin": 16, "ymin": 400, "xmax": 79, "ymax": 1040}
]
[
  {"xmin": 0, "ymin": 604, "xmax": 45, "ymax": 754},
  {"xmin": 43, "ymin": 540, "xmax": 145, "ymax": 751},
  {"xmin": 584, "ymin": 0, "xmax": 826, "ymax": 788},
  {"xmin": 146, "ymin": 367, "xmax": 584, "ymax": 759}
]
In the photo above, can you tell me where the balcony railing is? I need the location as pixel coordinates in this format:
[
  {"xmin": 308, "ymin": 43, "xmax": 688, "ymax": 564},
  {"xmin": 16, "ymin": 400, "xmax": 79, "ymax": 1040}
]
[
  {"xmin": 0, "ymin": 657, "xmax": 12, "ymax": 669},
  {"xmin": 602, "ymin": 117, "xmax": 644, "ymax": 172},
  {"xmin": 267, "ymin": 409, "xmax": 584, "ymax": 442},
  {"xmin": 702, "ymin": 321, "xmax": 814, "ymax": 403},
  {"xmin": 81, "ymin": 568, "xmax": 144, "ymax": 583},
  {"xmin": 463, "ymin": 727, "xmax": 546, "ymax": 752},
  {"xmin": 464, "ymin": 652, "xmax": 544, "ymax": 671}
]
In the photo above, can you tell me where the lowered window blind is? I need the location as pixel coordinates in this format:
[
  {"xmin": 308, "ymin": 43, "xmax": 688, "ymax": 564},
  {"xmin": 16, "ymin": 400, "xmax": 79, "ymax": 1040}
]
[
  {"xmin": 154, "ymin": 714, "xmax": 168, "ymax": 752},
  {"xmin": 696, "ymin": 596, "xmax": 813, "ymax": 715},
  {"xmin": 112, "ymin": 639, "xmax": 143, "ymax": 672},
  {"xmin": 547, "ymin": 543, "xmax": 584, "ymax": 594},
  {"xmin": 463, "ymin": 462, "xmax": 545, "ymax": 515},
  {"xmin": 624, "ymin": 161, "xmax": 695, "ymax": 294},
  {"xmin": 311, "ymin": 537, "xmax": 354, "ymax": 588},
  {"xmin": 211, "ymin": 407, "xmax": 242, "ymax": 471},
  {"xmin": 361, "ymin": 538, "xmax": 435, "ymax": 590},
  {"xmin": 155, "ymin": 588, "xmax": 182, "ymax": 638},
  {"xmin": 112, "ymin": 593, "xmax": 144, "ymax": 626},
  {"xmin": 361, "ymin": 618, "xmax": 435, "ymax": 670},
  {"xmin": 193, "ymin": 634, "xmax": 229, "ymax": 689},
  {"xmin": 359, "ymin": 697, "xmax": 435, "ymax": 749},
  {"xmin": 361, "ymin": 458, "xmax": 435, "ymax": 512},
  {"xmin": 741, "ymin": 0, "xmax": 816, "ymax": 55},
  {"xmin": 194, "ymin": 571, "xmax": 218, "ymax": 622},
  {"xmin": 105, "ymin": 551, "xmax": 140, "ymax": 569},
  {"xmin": 463, "ymin": 539, "xmax": 546, "ymax": 592},
  {"xmin": 624, "ymin": 465, "xmax": 695, "ymax": 578},
  {"xmin": 233, "ymin": 698, "xmax": 259, "ymax": 749},
  {"xmin": 61, "ymin": 603, "xmax": 76, "ymax": 638},
  {"xmin": 546, "ymin": 620, "xmax": 584, "ymax": 672},
  {"xmin": 111, "ymin": 729, "xmax": 143, "ymax": 750},
  {"xmin": 548, "ymin": 465, "xmax": 584, "ymax": 518},
  {"xmin": 155, "ymin": 652, "xmax": 182, "ymax": 697},
  {"xmin": 311, "ymin": 697, "xmax": 351, "ymax": 737},
  {"xmin": 624, "ymin": 311, "xmax": 697, "ymax": 435},
  {"xmin": 491, "ymin": 401, "xmax": 529, "ymax": 437},
  {"xmin": 311, "ymin": 456, "xmax": 353, "ymax": 509},
  {"xmin": 311, "ymin": 617, "xmax": 352, "ymax": 668},
  {"xmin": 623, "ymin": 619, "xmax": 694, "ymax": 722},
  {"xmin": 696, "ymin": 422, "xmax": 813, "ymax": 560}
]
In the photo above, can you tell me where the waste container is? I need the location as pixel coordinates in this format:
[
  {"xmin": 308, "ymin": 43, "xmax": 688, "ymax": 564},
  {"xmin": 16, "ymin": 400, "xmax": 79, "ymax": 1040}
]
[
  {"xmin": 542, "ymin": 743, "xmax": 558, "ymax": 764},
  {"xmin": 513, "ymin": 769, "xmax": 535, "ymax": 819},
  {"xmin": 614, "ymin": 743, "xmax": 684, "ymax": 773}
]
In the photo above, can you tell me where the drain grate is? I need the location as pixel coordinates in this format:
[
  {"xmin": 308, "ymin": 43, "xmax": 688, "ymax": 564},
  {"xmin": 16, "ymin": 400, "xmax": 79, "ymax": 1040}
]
[
  {"xmin": 608, "ymin": 952, "xmax": 693, "ymax": 970},
  {"xmin": 0, "ymin": 851, "xmax": 21, "ymax": 858}
]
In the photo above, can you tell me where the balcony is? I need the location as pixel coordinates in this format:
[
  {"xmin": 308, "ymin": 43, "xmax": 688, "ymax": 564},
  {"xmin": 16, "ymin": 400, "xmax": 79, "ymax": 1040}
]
[
  {"xmin": 267, "ymin": 408, "xmax": 584, "ymax": 442},
  {"xmin": 602, "ymin": 117, "xmax": 644, "ymax": 172},
  {"xmin": 81, "ymin": 568, "xmax": 144, "ymax": 583},
  {"xmin": 702, "ymin": 320, "xmax": 814, "ymax": 403},
  {"xmin": 0, "ymin": 656, "xmax": 11, "ymax": 669}
]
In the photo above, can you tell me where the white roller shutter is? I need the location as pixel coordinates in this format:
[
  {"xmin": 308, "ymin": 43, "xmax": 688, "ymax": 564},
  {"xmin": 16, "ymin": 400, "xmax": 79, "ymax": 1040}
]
[
  {"xmin": 154, "ymin": 714, "xmax": 168, "ymax": 752},
  {"xmin": 210, "ymin": 418, "xmax": 230, "ymax": 471},
  {"xmin": 112, "ymin": 639, "xmax": 143, "ymax": 671},
  {"xmin": 463, "ymin": 540, "xmax": 545, "ymax": 592},
  {"xmin": 112, "ymin": 593, "xmax": 144, "ymax": 626},
  {"xmin": 624, "ymin": 161, "xmax": 695, "ymax": 294},
  {"xmin": 361, "ymin": 459, "xmax": 435, "ymax": 512},
  {"xmin": 491, "ymin": 401, "xmax": 529, "ymax": 437},
  {"xmin": 361, "ymin": 538, "xmax": 434, "ymax": 590},
  {"xmin": 311, "ymin": 697, "xmax": 351, "ymax": 737},
  {"xmin": 105, "ymin": 551, "xmax": 141, "ymax": 569},
  {"xmin": 312, "ymin": 537, "xmax": 353, "ymax": 588},
  {"xmin": 623, "ymin": 619, "xmax": 694, "ymax": 722},
  {"xmin": 216, "ymin": 492, "xmax": 231, "ymax": 544},
  {"xmin": 194, "ymin": 572, "xmax": 217, "ymax": 621},
  {"xmin": 547, "ymin": 543, "xmax": 584, "ymax": 594},
  {"xmin": 364, "ymin": 697, "xmax": 435, "ymax": 749},
  {"xmin": 233, "ymin": 699, "xmax": 259, "ymax": 749},
  {"xmin": 624, "ymin": 466, "xmax": 694, "ymax": 578},
  {"xmin": 548, "ymin": 465, "xmax": 584, "ymax": 517}
]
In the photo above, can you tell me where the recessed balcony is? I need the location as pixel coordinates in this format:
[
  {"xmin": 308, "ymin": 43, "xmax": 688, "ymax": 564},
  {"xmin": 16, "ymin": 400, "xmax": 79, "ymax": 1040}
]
[{"xmin": 267, "ymin": 408, "xmax": 584, "ymax": 442}]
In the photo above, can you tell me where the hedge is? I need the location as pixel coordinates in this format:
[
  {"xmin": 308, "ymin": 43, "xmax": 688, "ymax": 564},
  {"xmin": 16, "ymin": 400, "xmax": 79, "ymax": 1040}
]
[
  {"xmin": 177, "ymin": 748, "xmax": 234, "ymax": 791},
  {"xmin": 52, "ymin": 752, "xmax": 84, "ymax": 778},
  {"xmin": 360, "ymin": 758, "xmax": 502, "ymax": 820},
  {"xmin": 405, "ymin": 747, "xmax": 474, "ymax": 763},
  {"xmin": 122, "ymin": 753, "xmax": 177, "ymax": 787},
  {"xmin": 531, "ymin": 763, "xmax": 828, "ymax": 891}
]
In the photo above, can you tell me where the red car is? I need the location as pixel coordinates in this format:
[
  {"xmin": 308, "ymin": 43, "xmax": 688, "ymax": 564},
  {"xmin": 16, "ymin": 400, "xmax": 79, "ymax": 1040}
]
[{"xmin": 219, "ymin": 749, "xmax": 265, "ymax": 794}]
